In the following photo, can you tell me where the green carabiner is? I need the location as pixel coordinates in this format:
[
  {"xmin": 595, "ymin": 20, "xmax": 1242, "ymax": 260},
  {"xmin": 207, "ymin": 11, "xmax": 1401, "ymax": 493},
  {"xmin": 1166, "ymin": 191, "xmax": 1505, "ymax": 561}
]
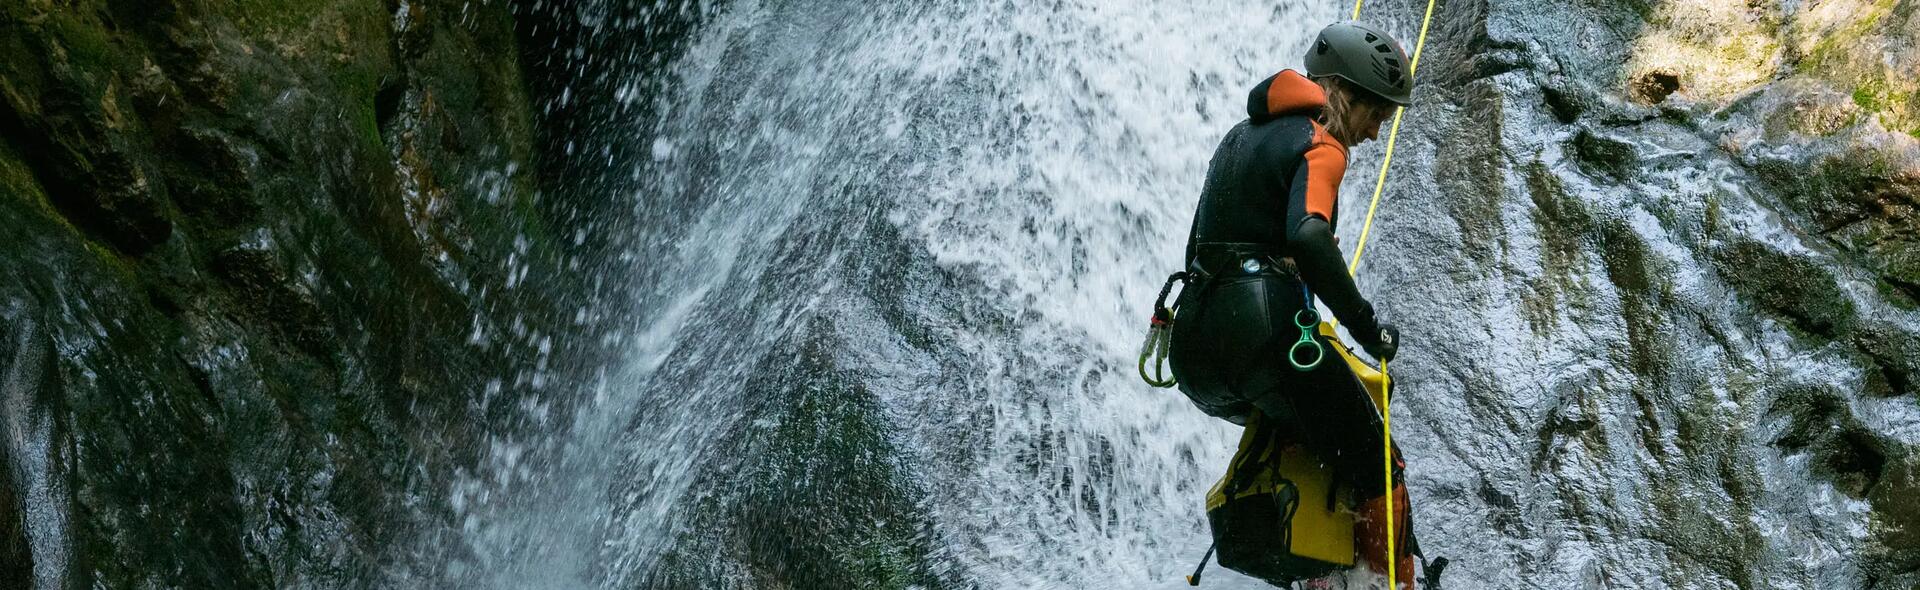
[{"xmin": 1288, "ymin": 308, "xmax": 1324, "ymax": 371}]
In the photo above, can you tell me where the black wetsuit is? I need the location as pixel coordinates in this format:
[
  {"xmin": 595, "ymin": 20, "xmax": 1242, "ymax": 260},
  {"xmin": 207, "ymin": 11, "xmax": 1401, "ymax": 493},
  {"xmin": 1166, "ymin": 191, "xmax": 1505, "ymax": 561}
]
[{"xmin": 1168, "ymin": 69, "xmax": 1390, "ymax": 499}]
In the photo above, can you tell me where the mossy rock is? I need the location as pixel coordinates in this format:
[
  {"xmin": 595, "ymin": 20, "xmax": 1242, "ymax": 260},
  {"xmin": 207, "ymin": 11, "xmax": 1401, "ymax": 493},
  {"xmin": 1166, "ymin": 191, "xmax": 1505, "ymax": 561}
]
[
  {"xmin": 1767, "ymin": 386, "xmax": 1895, "ymax": 499},
  {"xmin": 643, "ymin": 322, "xmax": 946, "ymax": 590},
  {"xmin": 1647, "ymin": 381, "xmax": 1769, "ymax": 590},
  {"xmin": 1514, "ymin": 158, "xmax": 1671, "ymax": 371},
  {"xmin": 1852, "ymin": 322, "xmax": 1920, "ymax": 397},
  {"xmin": 1572, "ymin": 129, "xmax": 1636, "ymax": 179},
  {"xmin": 1520, "ymin": 160, "xmax": 1596, "ymax": 331},
  {"xmin": 1864, "ymin": 452, "xmax": 1920, "ymax": 586},
  {"xmin": 1596, "ymin": 216, "xmax": 1670, "ymax": 378},
  {"xmin": 1794, "ymin": 0, "xmax": 1918, "ymax": 135},
  {"xmin": 1750, "ymin": 149, "xmax": 1920, "ymax": 306},
  {"xmin": 1435, "ymin": 82, "xmax": 1511, "ymax": 267},
  {"xmin": 1708, "ymin": 237, "xmax": 1856, "ymax": 340},
  {"xmin": 1752, "ymin": 151, "xmax": 1901, "ymax": 229},
  {"xmin": 0, "ymin": 0, "xmax": 602, "ymax": 585}
]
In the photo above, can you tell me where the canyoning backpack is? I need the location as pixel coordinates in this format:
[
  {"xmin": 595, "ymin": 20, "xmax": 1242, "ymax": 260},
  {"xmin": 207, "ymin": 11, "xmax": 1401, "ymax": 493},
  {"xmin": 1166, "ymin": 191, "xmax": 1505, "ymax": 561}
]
[
  {"xmin": 1184, "ymin": 324, "xmax": 1447, "ymax": 589},
  {"xmin": 1201, "ymin": 410, "xmax": 1356, "ymax": 585}
]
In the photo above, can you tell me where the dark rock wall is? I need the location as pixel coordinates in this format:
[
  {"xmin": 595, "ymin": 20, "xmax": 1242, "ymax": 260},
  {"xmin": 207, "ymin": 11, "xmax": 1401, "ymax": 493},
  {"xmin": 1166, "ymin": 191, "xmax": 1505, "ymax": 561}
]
[
  {"xmin": 510, "ymin": 0, "xmax": 710, "ymax": 303},
  {"xmin": 0, "ymin": 0, "xmax": 605, "ymax": 586},
  {"xmin": 1366, "ymin": 0, "xmax": 1920, "ymax": 585}
]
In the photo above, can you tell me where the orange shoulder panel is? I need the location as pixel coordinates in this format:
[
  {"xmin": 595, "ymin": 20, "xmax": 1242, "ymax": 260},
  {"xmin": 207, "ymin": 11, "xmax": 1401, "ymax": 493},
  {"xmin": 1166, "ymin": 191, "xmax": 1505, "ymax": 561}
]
[{"xmin": 1302, "ymin": 121, "xmax": 1348, "ymax": 222}]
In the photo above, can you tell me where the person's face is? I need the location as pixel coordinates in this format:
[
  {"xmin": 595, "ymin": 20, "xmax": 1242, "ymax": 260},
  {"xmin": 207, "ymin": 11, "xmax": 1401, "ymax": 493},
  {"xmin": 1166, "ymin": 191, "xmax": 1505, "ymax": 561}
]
[{"xmin": 1349, "ymin": 98, "xmax": 1398, "ymax": 145}]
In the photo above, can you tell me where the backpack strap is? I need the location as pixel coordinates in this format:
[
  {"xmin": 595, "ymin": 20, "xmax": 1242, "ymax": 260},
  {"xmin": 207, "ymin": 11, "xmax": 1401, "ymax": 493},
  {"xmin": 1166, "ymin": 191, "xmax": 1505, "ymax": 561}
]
[{"xmin": 1222, "ymin": 412, "xmax": 1281, "ymax": 498}]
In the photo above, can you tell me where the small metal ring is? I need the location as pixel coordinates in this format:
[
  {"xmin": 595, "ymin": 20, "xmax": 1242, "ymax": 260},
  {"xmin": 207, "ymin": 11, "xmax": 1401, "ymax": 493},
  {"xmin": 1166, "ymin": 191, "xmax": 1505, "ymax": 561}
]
[
  {"xmin": 1289, "ymin": 339, "xmax": 1324, "ymax": 371},
  {"xmin": 1293, "ymin": 309, "xmax": 1319, "ymax": 329}
]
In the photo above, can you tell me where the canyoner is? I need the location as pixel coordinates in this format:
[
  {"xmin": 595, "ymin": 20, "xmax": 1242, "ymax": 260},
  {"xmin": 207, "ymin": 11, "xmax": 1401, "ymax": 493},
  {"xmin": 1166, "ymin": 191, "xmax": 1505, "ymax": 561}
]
[{"xmin": 1136, "ymin": 16, "xmax": 1449, "ymax": 590}]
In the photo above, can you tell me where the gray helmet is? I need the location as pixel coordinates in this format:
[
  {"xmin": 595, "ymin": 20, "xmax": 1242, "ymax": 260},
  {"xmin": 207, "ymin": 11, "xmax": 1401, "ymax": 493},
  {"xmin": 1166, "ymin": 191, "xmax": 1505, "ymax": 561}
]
[{"xmin": 1304, "ymin": 21, "xmax": 1414, "ymax": 105}]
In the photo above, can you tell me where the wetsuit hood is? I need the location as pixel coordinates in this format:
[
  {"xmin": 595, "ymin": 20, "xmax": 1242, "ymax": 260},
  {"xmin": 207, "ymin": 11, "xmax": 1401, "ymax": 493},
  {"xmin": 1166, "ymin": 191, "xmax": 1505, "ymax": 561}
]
[{"xmin": 1246, "ymin": 69, "xmax": 1327, "ymax": 124}]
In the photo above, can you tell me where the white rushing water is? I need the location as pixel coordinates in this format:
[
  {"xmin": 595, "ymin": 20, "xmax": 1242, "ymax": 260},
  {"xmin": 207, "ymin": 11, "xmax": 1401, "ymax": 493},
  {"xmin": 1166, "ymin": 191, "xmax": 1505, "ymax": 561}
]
[
  {"xmin": 640, "ymin": 0, "xmax": 1338, "ymax": 586},
  {"xmin": 443, "ymin": 0, "xmax": 1920, "ymax": 588}
]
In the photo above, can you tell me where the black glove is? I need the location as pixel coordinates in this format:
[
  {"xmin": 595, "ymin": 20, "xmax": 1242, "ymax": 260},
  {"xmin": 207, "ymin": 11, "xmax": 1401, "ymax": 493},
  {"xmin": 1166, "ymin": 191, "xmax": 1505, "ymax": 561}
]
[{"xmin": 1359, "ymin": 324, "xmax": 1400, "ymax": 363}]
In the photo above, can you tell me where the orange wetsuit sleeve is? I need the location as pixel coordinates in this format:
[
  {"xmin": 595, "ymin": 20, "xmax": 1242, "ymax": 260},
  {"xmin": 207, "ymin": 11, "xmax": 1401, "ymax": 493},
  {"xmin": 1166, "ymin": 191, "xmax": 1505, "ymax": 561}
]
[
  {"xmin": 1285, "ymin": 132, "xmax": 1379, "ymax": 337},
  {"xmin": 1299, "ymin": 141, "xmax": 1346, "ymax": 223}
]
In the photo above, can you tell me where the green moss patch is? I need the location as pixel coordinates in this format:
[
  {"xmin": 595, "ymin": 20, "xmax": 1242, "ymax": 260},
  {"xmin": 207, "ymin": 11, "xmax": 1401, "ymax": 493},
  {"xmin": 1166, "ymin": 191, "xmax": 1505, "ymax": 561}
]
[
  {"xmin": 1598, "ymin": 217, "xmax": 1670, "ymax": 378},
  {"xmin": 1795, "ymin": 0, "xmax": 1899, "ymax": 75},
  {"xmin": 1514, "ymin": 159, "xmax": 1674, "ymax": 373},
  {"xmin": 1794, "ymin": 0, "xmax": 1918, "ymax": 135},
  {"xmin": 0, "ymin": 146, "xmax": 54, "ymax": 216},
  {"xmin": 1521, "ymin": 160, "xmax": 1596, "ymax": 332},
  {"xmin": 1572, "ymin": 129, "xmax": 1636, "ymax": 179},
  {"xmin": 1766, "ymin": 385, "xmax": 1906, "ymax": 499},
  {"xmin": 1435, "ymin": 83, "xmax": 1511, "ymax": 268},
  {"xmin": 44, "ymin": 11, "xmax": 124, "ymax": 76},
  {"xmin": 1854, "ymin": 82, "xmax": 1884, "ymax": 112},
  {"xmin": 1852, "ymin": 322, "xmax": 1920, "ymax": 397},
  {"xmin": 1751, "ymin": 150, "xmax": 1920, "ymax": 309},
  {"xmin": 1710, "ymin": 237, "xmax": 1856, "ymax": 339},
  {"xmin": 1864, "ymin": 453, "xmax": 1920, "ymax": 583},
  {"xmin": 645, "ymin": 323, "xmax": 946, "ymax": 590},
  {"xmin": 1646, "ymin": 375, "xmax": 1772, "ymax": 590}
]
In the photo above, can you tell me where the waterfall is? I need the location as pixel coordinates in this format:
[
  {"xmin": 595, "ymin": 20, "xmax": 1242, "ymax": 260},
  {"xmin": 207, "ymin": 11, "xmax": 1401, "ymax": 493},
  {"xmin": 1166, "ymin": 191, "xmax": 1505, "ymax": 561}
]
[
  {"xmin": 3, "ymin": 318, "xmax": 67, "ymax": 590},
  {"xmin": 450, "ymin": 0, "xmax": 1342, "ymax": 587}
]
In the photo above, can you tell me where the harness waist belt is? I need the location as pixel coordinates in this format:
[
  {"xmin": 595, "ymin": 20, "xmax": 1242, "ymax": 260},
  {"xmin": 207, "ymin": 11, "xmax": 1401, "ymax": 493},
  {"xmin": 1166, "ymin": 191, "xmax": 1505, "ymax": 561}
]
[{"xmin": 1187, "ymin": 241, "xmax": 1298, "ymax": 279}]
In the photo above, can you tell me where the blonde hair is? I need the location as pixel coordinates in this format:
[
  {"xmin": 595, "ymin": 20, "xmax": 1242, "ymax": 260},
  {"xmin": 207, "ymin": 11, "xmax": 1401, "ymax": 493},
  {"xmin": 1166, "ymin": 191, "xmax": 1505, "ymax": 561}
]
[{"xmin": 1311, "ymin": 75, "xmax": 1375, "ymax": 146}]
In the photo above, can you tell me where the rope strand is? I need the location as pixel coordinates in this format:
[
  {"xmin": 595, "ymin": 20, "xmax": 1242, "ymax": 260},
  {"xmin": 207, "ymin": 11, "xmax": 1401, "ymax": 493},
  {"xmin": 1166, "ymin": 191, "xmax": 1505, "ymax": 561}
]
[{"xmin": 1343, "ymin": 0, "xmax": 1440, "ymax": 587}]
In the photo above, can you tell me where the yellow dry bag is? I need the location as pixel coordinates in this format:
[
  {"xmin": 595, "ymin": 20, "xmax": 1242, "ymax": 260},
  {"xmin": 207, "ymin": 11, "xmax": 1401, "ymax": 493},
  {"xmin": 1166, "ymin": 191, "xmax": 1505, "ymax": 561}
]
[{"xmin": 1188, "ymin": 323, "xmax": 1392, "ymax": 586}]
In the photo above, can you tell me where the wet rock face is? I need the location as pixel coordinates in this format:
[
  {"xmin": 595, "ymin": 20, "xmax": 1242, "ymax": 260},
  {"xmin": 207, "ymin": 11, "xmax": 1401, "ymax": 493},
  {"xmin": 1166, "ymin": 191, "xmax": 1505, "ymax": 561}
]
[
  {"xmin": 1708, "ymin": 237, "xmax": 1855, "ymax": 340},
  {"xmin": 1754, "ymin": 152, "xmax": 1920, "ymax": 306},
  {"xmin": 0, "ymin": 1, "xmax": 607, "ymax": 587},
  {"xmin": 1355, "ymin": 0, "xmax": 1920, "ymax": 586},
  {"xmin": 1770, "ymin": 387, "xmax": 1891, "ymax": 497}
]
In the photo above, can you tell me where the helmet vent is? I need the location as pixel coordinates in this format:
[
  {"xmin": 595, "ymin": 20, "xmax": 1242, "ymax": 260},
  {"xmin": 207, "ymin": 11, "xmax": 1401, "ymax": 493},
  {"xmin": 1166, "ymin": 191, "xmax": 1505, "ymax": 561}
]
[
  {"xmin": 1365, "ymin": 33, "xmax": 1379, "ymax": 42},
  {"xmin": 1317, "ymin": 40, "xmax": 1331, "ymax": 55},
  {"xmin": 1374, "ymin": 43, "xmax": 1391, "ymax": 53}
]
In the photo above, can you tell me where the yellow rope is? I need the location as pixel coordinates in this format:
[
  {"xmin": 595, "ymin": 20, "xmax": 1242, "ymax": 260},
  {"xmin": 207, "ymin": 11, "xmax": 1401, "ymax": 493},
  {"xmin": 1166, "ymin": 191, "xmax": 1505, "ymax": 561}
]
[
  {"xmin": 1344, "ymin": 107, "xmax": 1403, "ymax": 276},
  {"xmin": 1381, "ymin": 358, "xmax": 1395, "ymax": 586},
  {"xmin": 1347, "ymin": 0, "xmax": 1438, "ymax": 278},
  {"xmin": 1342, "ymin": 0, "xmax": 1440, "ymax": 587}
]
